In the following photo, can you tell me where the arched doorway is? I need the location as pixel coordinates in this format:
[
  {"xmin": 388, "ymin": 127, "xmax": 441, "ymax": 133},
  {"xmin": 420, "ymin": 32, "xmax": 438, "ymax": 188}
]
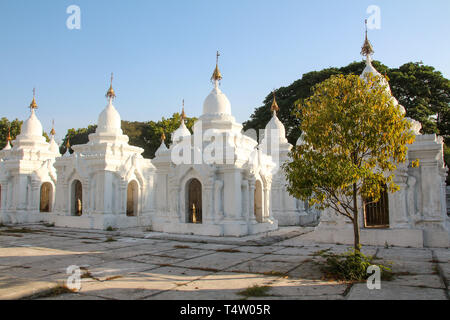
[
  {"xmin": 71, "ymin": 180, "xmax": 83, "ymax": 216},
  {"xmin": 126, "ymin": 180, "xmax": 138, "ymax": 216},
  {"xmin": 40, "ymin": 182, "xmax": 52, "ymax": 212},
  {"xmin": 187, "ymin": 178, "xmax": 202, "ymax": 224},
  {"xmin": 364, "ymin": 185, "xmax": 389, "ymax": 228},
  {"xmin": 254, "ymin": 180, "xmax": 263, "ymax": 223}
]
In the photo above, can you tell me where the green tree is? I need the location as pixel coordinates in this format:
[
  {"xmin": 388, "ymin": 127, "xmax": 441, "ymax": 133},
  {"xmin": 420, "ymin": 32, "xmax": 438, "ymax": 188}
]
[
  {"xmin": 145, "ymin": 113, "xmax": 196, "ymax": 159},
  {"xmin": 60, "ymin": 125, "xmax": 97, "ymax": 154},
  {"xmin": 283, "ymin": 74, "xmax": 416, "ymax": 251},
  {"xmin": 388, "ymin": 62, "xmax": 450, "ymax": 139},
  {"xmin": 0, "ymin": 118, "xmax": 22, "ymax": 149}
]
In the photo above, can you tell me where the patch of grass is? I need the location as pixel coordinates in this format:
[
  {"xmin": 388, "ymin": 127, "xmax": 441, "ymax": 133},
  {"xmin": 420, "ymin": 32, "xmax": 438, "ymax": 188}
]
[
  {"xmin": 105, "ymin": 226, "xmax": 117, "ymax": 231},
  {"xmin": 173, "ymin": 245, "xmax": 191, "ymax": 249},
  {"xmin": 216, "ymin": 248, "xmax": 241, "ymax": 253},
  {"xmin": 263, "ymin": 271, "xmax": 288, "ymax": 278},
  {"xmin": 104, "ymin": 237, "xmax": 117, "ymax": 242},
  {"xmin": 238, "ymin": 285, "xmax": 271, "ymax": 298},
  {"xmin": 44, "ymin": 223, "xmax": 55, "ymax": 228},
  {"xmin": 27, "ymin": 283, "xmax": 77, "ymax": 299},
  {"xmin": 318, "ymin": 249, "xmax": 393, "ymax": 282},
  {"xmin": 310, "ymin": 248, "xmax": 331, "ymax": 257}
]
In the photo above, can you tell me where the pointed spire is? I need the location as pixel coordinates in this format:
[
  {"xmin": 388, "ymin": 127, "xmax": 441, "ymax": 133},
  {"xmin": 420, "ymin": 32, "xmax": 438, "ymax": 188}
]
[
  {"xmin": 3, "ymin": 126, "xmax": 12, "ymax": 150},
  {"xmin": 106, "ymin": 72, "xmax": 116, "ymax": 100},
  {"xmin": 50, "ymin": 119, "xmax": 56, "ymax": 136},
  {"xmin": 361, "ymin": 19, "xmax": 374, "ymax": 58},
  {"xmin": 270, "ymin": 90, "xmax": 279, "ymax": 114},
  {"xmin": 180, "ymin": 99, "xmax": 187, "ymax": 123},
  {"xmin": 29, "ymin": 88, "xmax": 38, "ymax": 110},
  {"xmin": 161, "ymin": 131, "xmax": 166, "ymax": 143},
  {"xmin": 66, "ymin": 138, "xmax": 71, "ymax": 151},
  {"xmin": 211, "ymin": 51, "xmax": 223, "ymax": 84}
]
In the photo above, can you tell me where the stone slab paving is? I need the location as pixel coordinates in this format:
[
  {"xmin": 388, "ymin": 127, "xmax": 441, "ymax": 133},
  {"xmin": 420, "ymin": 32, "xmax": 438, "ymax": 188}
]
[
  {"xmin": 0, "ymin": 223, "xmax": 448, "ymax": 300},
  {"xmin": 347, "ymin": 283, "xmax": 447, "ymax": 300}
]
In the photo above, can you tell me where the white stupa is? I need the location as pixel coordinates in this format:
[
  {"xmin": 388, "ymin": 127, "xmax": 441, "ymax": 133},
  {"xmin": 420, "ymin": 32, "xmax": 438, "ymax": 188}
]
[
  {"xmin": 0, "ymin": 90, "xmax": 59, "ymax": 223},
  {"xmin": 52, "ymin": 74, "xmax": 155, "ymax": 229},
  {"xmin": 152, "ymin": 52, "xmax": 278, "ymax": 236}
]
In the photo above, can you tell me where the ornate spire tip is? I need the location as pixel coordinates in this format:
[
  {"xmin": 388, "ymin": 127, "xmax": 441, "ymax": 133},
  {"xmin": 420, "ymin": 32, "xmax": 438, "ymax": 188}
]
[
  {"xmin": 271, "ymin": 90, "xmax": 279, "ymax": 113},
  {"xmin": 29, "ymin": 88, "xmax": 38, "ymax": 110},
  {"xmin": 211, "ymin": 51, "xmax": 223, "ymax": 82},
  {"xmin": 361, "ymin": 19, "xmax": 374, "ymax": 57},
  {"xmin": 106, "ymin": 72, "xmax": 116, "ymax": 100}
]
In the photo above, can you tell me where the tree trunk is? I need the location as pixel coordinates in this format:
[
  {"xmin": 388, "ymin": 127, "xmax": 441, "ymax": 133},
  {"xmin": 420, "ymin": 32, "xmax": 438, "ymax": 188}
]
[{"xmin": 352, "ymin": 182, "xmax": 361, "ymax": 252}]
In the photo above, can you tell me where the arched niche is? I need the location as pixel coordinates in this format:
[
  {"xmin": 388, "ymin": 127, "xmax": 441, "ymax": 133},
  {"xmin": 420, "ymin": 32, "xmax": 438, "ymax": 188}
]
[
  {"xmin": 39, "ymin": 182, "xmax": 53, "ymax": 212},
  {"xmin": 186, "ymin": 178, "xmax": 202, "ymax": 224},
  {"xmin": 71, "ymin": 180, "xmax": 83, "ymax": 216},
  {"xmin": 126, "ymin": 180, "xmax": 139, "ymax": 217}
]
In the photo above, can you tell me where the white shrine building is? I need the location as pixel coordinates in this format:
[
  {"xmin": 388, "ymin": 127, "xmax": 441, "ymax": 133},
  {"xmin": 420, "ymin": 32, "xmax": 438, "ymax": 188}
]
[{"xmin": 0, "ymin": 38, "xmax": 448, "ymax": 246}]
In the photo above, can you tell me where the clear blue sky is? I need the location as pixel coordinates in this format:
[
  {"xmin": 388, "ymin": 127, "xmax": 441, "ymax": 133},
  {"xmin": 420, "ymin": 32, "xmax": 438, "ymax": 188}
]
[{"xmin": 1, "ymin": 0, "xmax": 449, "ymax": 143}]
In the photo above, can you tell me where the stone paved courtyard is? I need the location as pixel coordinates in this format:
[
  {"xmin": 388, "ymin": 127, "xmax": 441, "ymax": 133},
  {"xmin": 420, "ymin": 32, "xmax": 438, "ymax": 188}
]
[{"xmin": 0, "ymin": 224, "xmax": 448, "ymax": 300}]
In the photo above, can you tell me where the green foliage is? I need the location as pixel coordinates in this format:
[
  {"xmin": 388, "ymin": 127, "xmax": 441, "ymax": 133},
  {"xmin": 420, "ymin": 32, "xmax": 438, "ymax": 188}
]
[
  {"xmin": 0, "ymin": 117, "xmax": 23, "ymax": 149},
  {"xmin": 444, "ymin": 144, "xmax": 450, "ymax": 185},
  {"xmin": 389, "ymin": 62, "xmax": 450, "ymax": 137},
  {"xmin": 318, "ymin": 249, "xmax": 393, "ymax": 282},
  {"xmin": 145, "ymin": 113, "xmax": 196, "ymax": 158},
  {"xmin": 60, "ymin": 125, "xmax": 97, "ymax": 154},
  {"xmin": 59, "ymin": 113, "xmax": 196, "ymax": 158},
  {"xmin": 238, "ymin": 285, "xmax": 271, "ymax": 297},
  {"xmin": 283, "ymin": 74, "xmax": 416, "ymax": 250}
]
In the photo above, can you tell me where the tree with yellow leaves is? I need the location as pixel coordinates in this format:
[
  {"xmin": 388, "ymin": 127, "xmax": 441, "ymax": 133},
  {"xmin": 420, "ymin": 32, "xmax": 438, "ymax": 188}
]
[{"xmin": 283, "ymin": 73, "xmax": 417, "ymax": 252}]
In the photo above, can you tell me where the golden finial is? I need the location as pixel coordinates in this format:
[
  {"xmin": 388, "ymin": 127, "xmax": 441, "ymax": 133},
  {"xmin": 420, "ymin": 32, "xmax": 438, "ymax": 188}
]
[
  {"xmin": 271, "ymin": 90, "xmax": 279, "ymax": 113},
  {"xmin": 66, "ymin": 138, "xmax": 71, "ymax": 150},
  {"xmin": 361, "ymin": 19, "xmax": 374, "ymax": 57},
  {"xmin": 106, "ymin": 72, "xmax": 116, "ymax": 100},
  {"xmin": 161, "ymin": 131, "xmax": 166, "ymax": 142},
  {"xmin": 181, "ymin": 99, "xmax": 186, "ymax": 123},
  {"xmin": 6, "ymin": 126, "xmax": 12, "ymax": 142},
  {"xmin": 50, "ymin": 119, "xmax": 56, "ymax": 136},
  {"xmin": 29, "ymin": 88, "xmax": 38, "ymax": 110},
  {"xmin": 211, "ymin": 51, "xmax": 223, "ymax": 82}
]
